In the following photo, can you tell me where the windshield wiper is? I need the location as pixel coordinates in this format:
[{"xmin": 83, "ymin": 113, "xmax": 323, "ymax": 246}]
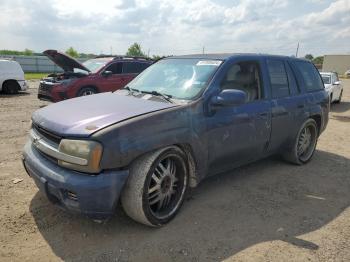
[
  {"xmin": 141, "ymin": 90, "xmax": 174, "ymax": 104},
  {"xmin": 121, "ymin": 86, "xmax": 143, "ymax": 96},
  {"xmin": 122, "ymin": 86, "xmax": 140, "ymax": 93}
]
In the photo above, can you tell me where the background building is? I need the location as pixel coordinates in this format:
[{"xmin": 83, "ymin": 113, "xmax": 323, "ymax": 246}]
[{"xmin": 322, "ymin": 54, "xmax": 350, "ymax": 75}]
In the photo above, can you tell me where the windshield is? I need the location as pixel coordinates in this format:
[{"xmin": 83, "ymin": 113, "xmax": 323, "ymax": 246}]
[
  {"xmin": 74, "ymin": 58, "xmax": 111, "ymax": 73},
  {"xmin": 127, "ymin": 58, "xmax": 222, "ymax": 100},
  {"xmin": 321, "ymin": 74, "xmax": 331, "ymax": 84}
]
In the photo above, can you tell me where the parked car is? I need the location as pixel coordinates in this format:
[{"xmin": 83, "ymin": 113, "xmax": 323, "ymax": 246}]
[
  {"xmin": 320, "ymin": 72, "xmax": 343, "ymax": 103},
  {"xmin": 0, "ymin": 59, "xmax": 28, "ymax": 94},
  {"xmin": 38, "ymin": 50, "xmax": 153, "ymax": 102},
  {"xmin": 23, "ymin": 54, "xmax": 329, "ymax": 226},
  {"xmin": 345, "ymin": 69, "xmax": 350, "ymax": 78}
]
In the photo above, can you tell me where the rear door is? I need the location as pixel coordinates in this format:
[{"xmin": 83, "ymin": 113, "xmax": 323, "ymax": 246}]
[{"xmin": 266, "ymin": 58, "xmax": 306, "ymax": 152}]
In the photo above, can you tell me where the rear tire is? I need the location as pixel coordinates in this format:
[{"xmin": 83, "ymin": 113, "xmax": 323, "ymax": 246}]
[
  {"xmin": 77, "ymin": 87, "xmax": 97, "ymax": 97},
  {"xmin": 2, "ymin": 81, "xmax": 19, "ymax": 94},
  {"xmin": 283, "ymin": 119, "xmax": 318, "ymax": 165},
  {"xmin": 121, "ymin": 146, "xmax": 188, "ymax": 227}
]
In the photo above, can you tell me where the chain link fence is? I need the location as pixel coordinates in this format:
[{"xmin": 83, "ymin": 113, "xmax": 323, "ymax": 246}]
[{"xmin": 0, "ymin": 55, "xmax": 87, "ymax": 73}]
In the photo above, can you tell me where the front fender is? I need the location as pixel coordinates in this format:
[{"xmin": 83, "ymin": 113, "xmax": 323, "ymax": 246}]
[{"xmin": 93, "ymin": 105, "xmax": 194, "ymax": 169}]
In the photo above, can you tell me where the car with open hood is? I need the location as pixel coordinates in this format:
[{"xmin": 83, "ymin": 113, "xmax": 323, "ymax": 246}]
[
  {"xmin": 23, "ymin": 54, "xmax": 329, "ymax": 226},
  {"xmin": 38, "ymin": 50, "xmax": 152, "ymax": 102}
]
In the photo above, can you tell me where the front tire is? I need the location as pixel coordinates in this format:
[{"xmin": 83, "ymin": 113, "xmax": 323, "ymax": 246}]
[
  {"xmin": 77, "ymin": 87, "xmax": 97, "ymax": 97},
  {"xmin": 2, "ymin": 81, "xmax": 19, "ymax": 94},
  {"xmin": 283, "ymin": 119, "xmax": 318, "ymax": 165},
  {"xmin": 121, "ymin": 146, "xmax": 188, "ymax": 227}
]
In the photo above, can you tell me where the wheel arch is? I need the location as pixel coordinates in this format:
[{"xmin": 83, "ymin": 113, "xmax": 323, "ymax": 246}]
[
  {"xmin": 127, "ymin": 143, "xmax": 199, "ymax": 188},
  {"xmin": 2, "ymin": 79, "xmax": 20, "ymax": 91},
  {"xmin": 309, "ymin": 114, "xmax": 322, "ymax": 137},
  {"xmin": 174, "ymin": 143, "xmax": 198, "ymax": 188}
]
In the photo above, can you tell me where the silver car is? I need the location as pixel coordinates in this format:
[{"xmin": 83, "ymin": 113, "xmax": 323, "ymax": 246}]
[{"xmin": 320, "ymin": 72, "xmax": 343, "ymax": 103}]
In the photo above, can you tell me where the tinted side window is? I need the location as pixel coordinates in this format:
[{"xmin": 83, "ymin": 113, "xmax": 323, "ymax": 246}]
[
  {"xmin": 267, "ymin": 59, "xmax": 289, "ymax": 98},
  {"xmin": 139, "ymin": 62, "xmax": 150, "ymax": 71},
  {"xmin": 123, "ymin": 62, "xmax": 145, "ymax": 74},
  {"xmin": 294, "ymin": 61, "xmax": 323, "ymax": 91},
  {"xmin": 105, "ymin": 63, "xmax": 122, "ymax": 74},
  {"xmin": 220, "ymin": 60, "xmax": 263, "ymax": 102}
]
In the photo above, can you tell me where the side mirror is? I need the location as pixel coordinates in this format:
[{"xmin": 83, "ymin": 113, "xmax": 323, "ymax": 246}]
[
  {"xmin": 210, "ymin": 89, "xmax": 247, "ymax": 108},
  {"xmin": 102, "ymin": 70, "xmax": 112, "ymax": 77},
  {"xmin": 334, "ymin": 81, "xmax": 341, "ymax": 85}
]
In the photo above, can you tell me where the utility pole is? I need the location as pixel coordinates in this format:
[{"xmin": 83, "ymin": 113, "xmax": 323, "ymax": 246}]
[
  {"xmin": 147, "ymin": 49, "xmax": 150, "ymax": 58},
  {"xmin": 295, "ymin": 42, "xmax": 299, "ymax": 57},
  {"xmin": 202, "ymin": 46, "xmax": 205, "ymax": 54},
  {"xmin": 110, "ymin": 46, "xmax": 113, "ymax": 55}
]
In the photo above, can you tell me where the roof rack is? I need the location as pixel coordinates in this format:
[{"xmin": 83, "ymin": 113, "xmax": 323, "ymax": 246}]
[{"xmin": 95, "ymin": 55, "xmax": 153, "ymax": 61}]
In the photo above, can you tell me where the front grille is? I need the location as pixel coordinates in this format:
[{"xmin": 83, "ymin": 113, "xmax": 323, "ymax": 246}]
[
  {"xmin": 39, "ymin": 82, "xmax": 53, "ymax": 92},
  {"xmin": 32, "ymin": 124, "xmax": 62, "ymax": 145}
]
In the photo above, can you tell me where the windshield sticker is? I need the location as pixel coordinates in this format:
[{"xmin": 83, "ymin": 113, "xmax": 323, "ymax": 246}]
[{"xmin": 196, "ymin": 60, "xmax": 222, "ymax": 66}]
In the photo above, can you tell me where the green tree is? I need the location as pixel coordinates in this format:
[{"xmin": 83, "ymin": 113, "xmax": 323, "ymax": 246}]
[
  {"xmin": 126, "ymin": 43, "xmax": 146, "ymax": 57},
  {"xmin": 152, "ymin": 55, "xmax": 167, "ymax": 61},
  {"xmin": 304, "ymin": 54, "xmax": 314, "ymax": 60},
  {"xmin": 312, "ymin": 56, "xmax": 324, "ymax": 65},
  {"xmin": 23, "ymin": 48, "xmax": 34, "ymax": 56},
  {"xmin": 65, "ymin": 47, "xmax": 79, "ymax": 58}
]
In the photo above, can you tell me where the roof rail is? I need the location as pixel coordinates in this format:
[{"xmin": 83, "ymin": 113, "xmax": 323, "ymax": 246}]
[{"xmin": 95, "ymin": 55, "xmax": 153, "ymax": 61}]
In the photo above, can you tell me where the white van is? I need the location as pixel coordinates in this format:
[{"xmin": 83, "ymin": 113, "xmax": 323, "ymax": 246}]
[{"xmin": 0, "ymin": 59, "xmax": 28, "ymax": 94}]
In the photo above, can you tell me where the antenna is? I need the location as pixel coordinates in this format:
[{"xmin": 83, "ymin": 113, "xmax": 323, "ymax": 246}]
[{"xmin": 295, "ymin": 42, "xmax": 300, "ymax": 57}]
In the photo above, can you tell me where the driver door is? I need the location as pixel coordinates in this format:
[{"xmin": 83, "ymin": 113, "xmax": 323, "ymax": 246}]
[
  {"xmin": 98, "ymin": 62, "xmax": 124, "ymax": 92},
  {"xmin": 206, "ymin": 59, "xmax": 271, "ymax": 174}
]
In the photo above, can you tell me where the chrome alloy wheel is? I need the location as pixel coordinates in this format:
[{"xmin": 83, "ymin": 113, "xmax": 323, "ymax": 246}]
[
  {"xmin": 82, "ymin": 90, "xmax": 95, "ymax": 96},
  {"xmin": 297, "ymin": 125, "xmax": 317, "ymax": 162},
  {"xmin": 147, "ymin": 155, "xmax": 186, "ymax": 219}
]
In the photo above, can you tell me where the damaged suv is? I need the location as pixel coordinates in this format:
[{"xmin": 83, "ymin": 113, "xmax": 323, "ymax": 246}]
[
  {"xmin": 23, "ymin": 54, "xmax": 329, "ymax": 227},
  {"xmin": 38, "ymin": 50, "xmax": 152, "ymax": 102}
]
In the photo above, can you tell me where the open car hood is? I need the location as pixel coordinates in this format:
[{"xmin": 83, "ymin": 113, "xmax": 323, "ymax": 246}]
[{"xmin": 43, "ymin": 49, "xmax": 90, "ymax": 72}]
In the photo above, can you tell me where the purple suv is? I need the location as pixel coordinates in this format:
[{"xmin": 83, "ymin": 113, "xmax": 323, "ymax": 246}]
[{"xmin": 22, "ymin": 54, "xmax": 329, "ymax": 226}]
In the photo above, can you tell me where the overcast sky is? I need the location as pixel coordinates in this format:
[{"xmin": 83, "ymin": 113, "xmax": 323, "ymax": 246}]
[{"xmin": 1, "ymin": 0, "xmax": 349, "ymax": 57}]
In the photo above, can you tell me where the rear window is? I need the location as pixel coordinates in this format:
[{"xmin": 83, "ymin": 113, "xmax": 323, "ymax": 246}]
[
  {"xmin": 295, "ymin": 61, "xmax": 324, "ymax": 91},
  {"xmin": 267, "ymin": 59, "xmax": 290, "ymax": 98}
]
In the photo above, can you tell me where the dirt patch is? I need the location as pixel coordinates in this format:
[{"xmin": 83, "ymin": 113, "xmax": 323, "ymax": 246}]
[{"xmin": 1, "ymin": 80, "xmax": 350, "ymax": 261}]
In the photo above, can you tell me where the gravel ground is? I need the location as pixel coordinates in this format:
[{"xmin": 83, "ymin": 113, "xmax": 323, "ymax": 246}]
[{"xmin": 0, "ymin": 80, "xmax": 350, "ymax": 262}]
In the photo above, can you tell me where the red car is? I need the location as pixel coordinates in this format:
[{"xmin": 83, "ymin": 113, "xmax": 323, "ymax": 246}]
[{"xmin": 38, "ymin": 50, "xmax": 152, "ymax": 102}]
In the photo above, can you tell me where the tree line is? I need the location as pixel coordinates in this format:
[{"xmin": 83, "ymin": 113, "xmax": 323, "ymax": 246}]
[{"xmin": 0, "ymin": 45, "xmax": 324, "ymax": 64}]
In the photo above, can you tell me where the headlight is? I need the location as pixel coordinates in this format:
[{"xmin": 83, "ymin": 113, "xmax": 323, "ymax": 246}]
[
  {"xmin": 60, "ymin": 78, "xmax": 76, "ymax": 86},
  {"xmin": 58, "ymin": 139, "xmax": 103, "ymax": 173}
]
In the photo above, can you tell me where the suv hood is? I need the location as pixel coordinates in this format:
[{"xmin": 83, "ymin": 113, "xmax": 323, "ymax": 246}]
[
  {"xmin": 43, "ymin": 49, "xmax": 90, "ymax": 72},
  {"xmin": 32, "ymin": 93, "xmax": 177, "ymax": 137}
]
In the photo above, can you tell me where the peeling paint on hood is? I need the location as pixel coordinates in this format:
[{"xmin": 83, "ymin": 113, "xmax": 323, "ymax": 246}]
[{"xmin": 32, "ymin": 92, "xmax": 177, "ymax": 137}]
